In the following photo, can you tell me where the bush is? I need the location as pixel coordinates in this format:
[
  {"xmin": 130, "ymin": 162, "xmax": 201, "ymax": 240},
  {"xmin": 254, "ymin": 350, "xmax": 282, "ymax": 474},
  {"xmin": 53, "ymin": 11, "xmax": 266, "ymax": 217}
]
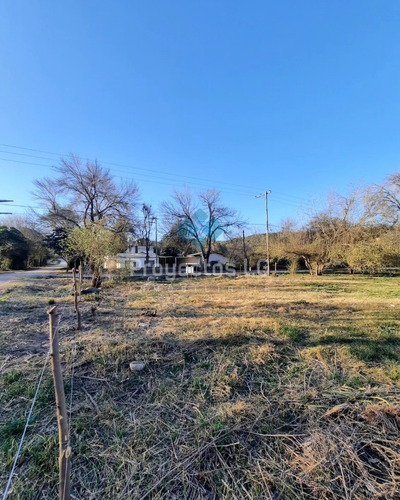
[
  {"xmin": 287, "ymin": 260, "xmax": 298, "ymax": 275},
  {"xmin": 0, "ymin": 226, "xmax": 30, "ymax": 270}
]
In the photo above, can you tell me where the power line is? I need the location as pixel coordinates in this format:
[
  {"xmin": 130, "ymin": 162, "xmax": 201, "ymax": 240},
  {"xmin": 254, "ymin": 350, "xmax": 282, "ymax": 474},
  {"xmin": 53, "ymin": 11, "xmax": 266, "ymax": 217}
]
[
  {"xmin": 0, "ymin": 143, "xmax": 310, "ymax": 205},
  {"xmin": 0, "ymin": 156, "xmax": 307, "ymax": 208}
]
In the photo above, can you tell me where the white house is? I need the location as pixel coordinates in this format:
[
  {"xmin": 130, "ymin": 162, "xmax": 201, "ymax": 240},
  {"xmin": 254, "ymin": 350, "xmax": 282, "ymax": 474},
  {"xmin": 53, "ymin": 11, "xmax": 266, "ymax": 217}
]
[
  {"xmin": 177, "ymin": 252, "xmax": 228, "ymax": 268},
  {"xmin": 105, "ymin": 244, "xmax": 159, "ymax": 270}
]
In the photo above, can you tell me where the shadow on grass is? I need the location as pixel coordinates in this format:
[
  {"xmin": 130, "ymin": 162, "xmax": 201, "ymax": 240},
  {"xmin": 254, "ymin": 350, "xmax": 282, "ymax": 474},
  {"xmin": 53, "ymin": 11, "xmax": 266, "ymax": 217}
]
[{"xmin": 309, "ymin": 334, "xmax": 400, "ymax": 362}]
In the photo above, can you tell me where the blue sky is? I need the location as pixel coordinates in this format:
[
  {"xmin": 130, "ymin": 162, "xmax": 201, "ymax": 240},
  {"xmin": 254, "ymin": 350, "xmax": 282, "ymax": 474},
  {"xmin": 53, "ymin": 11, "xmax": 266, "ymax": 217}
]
[{"xmin": 0, "ymin": 0, "xmax": 399, "ymax": 234}]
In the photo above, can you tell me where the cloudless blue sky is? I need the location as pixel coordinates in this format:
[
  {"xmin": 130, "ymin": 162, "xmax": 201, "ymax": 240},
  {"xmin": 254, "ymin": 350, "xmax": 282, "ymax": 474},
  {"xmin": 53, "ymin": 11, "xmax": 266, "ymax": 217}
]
[{"xmin": 0, "ymin": 0, "xmax": 399, "ymax": 233}]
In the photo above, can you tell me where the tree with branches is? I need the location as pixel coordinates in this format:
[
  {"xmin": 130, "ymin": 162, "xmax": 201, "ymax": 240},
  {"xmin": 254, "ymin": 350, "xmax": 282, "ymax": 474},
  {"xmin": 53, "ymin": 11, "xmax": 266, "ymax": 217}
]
[
  {"xmin": 365, "ymin": 173, "xmax": 400, "ymax": 225},
  {"xmin": 34, "ymin": 154, "xmax": 139, "ymax": 283},
  {"xmin": 162, "ymin": 188, "xmax": 242, "ymax": 267},
  {"xmin": 34, "ymin": 154, "xmax": 139, "ymax": 233},
  {"xmin": 66, "ymin": 221, "xmax": 127, "ymax": 288}
]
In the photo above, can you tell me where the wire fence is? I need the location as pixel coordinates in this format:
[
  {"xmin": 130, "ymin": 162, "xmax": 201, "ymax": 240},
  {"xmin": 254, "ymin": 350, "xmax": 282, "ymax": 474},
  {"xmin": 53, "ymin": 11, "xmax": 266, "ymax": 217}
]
[{"xmin": 1, "ymin": 293, "xmax": 74, "ymax": 500}]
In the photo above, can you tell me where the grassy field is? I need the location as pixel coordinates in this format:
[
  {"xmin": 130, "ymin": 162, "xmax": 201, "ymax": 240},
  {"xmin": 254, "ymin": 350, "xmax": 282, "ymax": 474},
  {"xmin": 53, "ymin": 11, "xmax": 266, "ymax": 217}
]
[{"xmin": 1, "ymin": 274, "xmax": 400, "ymax": 499}]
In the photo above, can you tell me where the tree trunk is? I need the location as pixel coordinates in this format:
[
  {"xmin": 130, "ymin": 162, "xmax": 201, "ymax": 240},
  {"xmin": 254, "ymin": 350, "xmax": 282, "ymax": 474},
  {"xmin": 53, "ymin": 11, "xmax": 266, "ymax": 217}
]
[
  {"xmin": 91, "ymin": 264, "xmax": 102, "ymax": 288},
  {"xmin": 303, "ymin": 257, "xmax": 313, "ymax": 275}
]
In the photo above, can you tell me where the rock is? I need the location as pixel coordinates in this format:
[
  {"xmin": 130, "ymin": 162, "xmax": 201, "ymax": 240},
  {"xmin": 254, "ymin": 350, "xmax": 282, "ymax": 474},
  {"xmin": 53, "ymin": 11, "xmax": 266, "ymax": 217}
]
[
  {"xmin": 129, "ymin": 361, "xmax": 145, "ymax": 372},
  {"xmin": 81, "ymin": 287, "xmax": 100, "ymax": 295}
]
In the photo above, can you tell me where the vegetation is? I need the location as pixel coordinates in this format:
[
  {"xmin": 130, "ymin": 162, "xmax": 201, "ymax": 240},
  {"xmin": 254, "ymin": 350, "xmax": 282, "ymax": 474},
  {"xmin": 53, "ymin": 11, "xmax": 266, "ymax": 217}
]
[
  {"xmin": 0, "ymin": 226, "xmax": 30, "ymax": 270},
  {"xmin": 34, "ymin": 154, "xmax": 139, "ymax": 232},
  {"xmin": 0, "ymin": 216, "xmax": 50, "ymax": 270},
  {"xmin": 66, "ymin": 222, "xmax": 126, "ymax": 288},
  {"xmin": 1, "ymin": 274, "xmax": 399, "ymax": 499},
  {"xmin": 162, "ymin": 188, "xmax": 243, "ymax": 265}
]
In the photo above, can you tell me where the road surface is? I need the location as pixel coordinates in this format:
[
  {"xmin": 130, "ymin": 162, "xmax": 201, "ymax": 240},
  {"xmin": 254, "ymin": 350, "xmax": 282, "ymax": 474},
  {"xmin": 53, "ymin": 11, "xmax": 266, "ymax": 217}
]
[{"xmin": 0, "ymin": 259, "xmax": 67, "ymax": 286}]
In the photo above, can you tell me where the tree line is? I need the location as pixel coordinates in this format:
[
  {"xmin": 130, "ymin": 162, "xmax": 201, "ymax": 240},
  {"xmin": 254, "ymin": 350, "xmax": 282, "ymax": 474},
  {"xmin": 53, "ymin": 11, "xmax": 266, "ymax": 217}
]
[
  {"xmin": 0, "ymin": 155, "xmax": 399, "ymax": 282},
  {"xmin": 225, "ymin": 176, "xmax": 400, "ymax": 275}
]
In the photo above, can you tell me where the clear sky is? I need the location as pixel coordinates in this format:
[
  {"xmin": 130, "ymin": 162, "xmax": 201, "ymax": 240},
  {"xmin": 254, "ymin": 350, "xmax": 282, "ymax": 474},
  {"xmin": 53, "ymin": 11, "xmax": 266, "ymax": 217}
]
[{"xmin": 0, "ymin": 0, "xmax": 399, "ymax": 234}]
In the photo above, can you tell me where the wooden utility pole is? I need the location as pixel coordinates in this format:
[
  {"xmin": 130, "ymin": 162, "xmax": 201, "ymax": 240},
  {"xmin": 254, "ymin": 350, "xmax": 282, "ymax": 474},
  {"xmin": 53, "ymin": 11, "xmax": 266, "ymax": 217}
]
[
  {"xmin": 48, "ymin": 306, "xmax": 71, "ymax": 500},
  {"xmin": 72, "ymin": 267, "xmax": 81, "ymax": 330},
  {"xmin": 255, "ymin": 190, "xmax": 272, "ymax": 276},
  {"xmin": 154, "ymin": 216, "xmax": 158, "ymax": 267},
  {"xmin": 242, "ymin": 229, "xmax": 247, "ymax": 272}
]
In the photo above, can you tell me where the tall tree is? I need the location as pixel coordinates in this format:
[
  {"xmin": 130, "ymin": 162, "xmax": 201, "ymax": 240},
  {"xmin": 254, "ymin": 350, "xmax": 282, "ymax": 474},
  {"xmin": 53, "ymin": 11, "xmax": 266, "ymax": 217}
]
[
  {"xmin": 162, "ymin": 189, "xmax": 242, "ymax": 266},
  {"xmin": 34, "ymin": 154, "xmax": 139, "ymax": 232}
]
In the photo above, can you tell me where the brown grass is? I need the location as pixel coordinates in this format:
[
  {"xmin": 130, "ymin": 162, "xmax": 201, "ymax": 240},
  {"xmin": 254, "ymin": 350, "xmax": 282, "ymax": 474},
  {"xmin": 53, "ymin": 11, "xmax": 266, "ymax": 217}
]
[{"xmin": 0, "ymin": 273, "xmax": 400, "ymax": 499}]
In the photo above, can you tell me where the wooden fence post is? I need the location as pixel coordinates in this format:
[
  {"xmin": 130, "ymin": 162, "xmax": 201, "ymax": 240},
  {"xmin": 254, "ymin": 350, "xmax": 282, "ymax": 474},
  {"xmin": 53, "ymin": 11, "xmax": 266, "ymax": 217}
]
[
  {"xmin": 78, "ymin": 262, "xmax": 83, "ymax": 294},
  {"xmin": 72, "ymin": 267, "xmax": 81, "ymax": 331},
  {"xmin": 48, "ymin": 306, "xmax": 71, "ymax": 500}
]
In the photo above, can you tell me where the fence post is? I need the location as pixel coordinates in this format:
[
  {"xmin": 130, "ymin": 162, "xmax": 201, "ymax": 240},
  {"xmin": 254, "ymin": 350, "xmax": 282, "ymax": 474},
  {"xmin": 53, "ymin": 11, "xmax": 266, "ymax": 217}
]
[
  {"xmin": 48, "ymin": 306, "xmax": 71, "ymax": 500},
  {"xmin": 78, "ymin": 262, "xmax": 83, "ymax": 294},
  {"xmin": 72, "ymin": 267, "xmax": 81, "ymax": 330}
]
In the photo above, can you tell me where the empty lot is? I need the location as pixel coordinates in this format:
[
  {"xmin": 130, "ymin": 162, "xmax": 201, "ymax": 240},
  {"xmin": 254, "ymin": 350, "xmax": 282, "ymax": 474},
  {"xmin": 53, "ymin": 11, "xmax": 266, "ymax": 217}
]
[{"xmin": 1, "ymin": 274, "xmax": 399, "ymax": 499}]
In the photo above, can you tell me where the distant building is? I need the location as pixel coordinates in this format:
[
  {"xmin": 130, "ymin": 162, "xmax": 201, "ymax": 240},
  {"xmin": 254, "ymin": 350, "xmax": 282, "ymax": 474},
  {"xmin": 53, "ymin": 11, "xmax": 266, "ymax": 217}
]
[
  {"xmin": 176, "ymin": 252, "xmax": 228, "ymax": 269},
  {"xmin": 105, "ymin": 244, "xmax": 159, "ymax": 270},
  {"xmin": 105, "ymin": 246, "xmax": 228, "ymax": 273}
]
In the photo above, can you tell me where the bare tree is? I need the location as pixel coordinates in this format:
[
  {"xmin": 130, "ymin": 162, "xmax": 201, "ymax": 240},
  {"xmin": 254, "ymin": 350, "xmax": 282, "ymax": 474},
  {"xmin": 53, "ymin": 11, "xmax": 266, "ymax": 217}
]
[
  {"xmin": 365, "ymin": 173, "xmax": 400, "ymax": 225},
  {"xmin": 277, "ymin": 194, "xmax": 364, "ymax": 276},
  {"xmin": 162, "ymin": 188, "xmax": 242, "ymax": 266},
  {"xmin": 34, "ymin": 154, "xmax": 139, "ymax": 232},
  {"xmin": 159, "ymin": 222, "xmax": 196, "ymax": 257}
]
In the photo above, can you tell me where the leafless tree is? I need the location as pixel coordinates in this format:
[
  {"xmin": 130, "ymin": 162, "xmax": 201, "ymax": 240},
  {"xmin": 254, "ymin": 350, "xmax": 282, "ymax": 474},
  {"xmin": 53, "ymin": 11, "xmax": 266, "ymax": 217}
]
[
  {"xmin": 34, "ymin": 154, "xmax": 139, "ymax": 233},
  {"xmin": 162, "ymin": 188, "xmax": 243, "ymax": 266},
  {"xmin": 365, "ymin": 173, "xmax": 400, "ymax": 225}
]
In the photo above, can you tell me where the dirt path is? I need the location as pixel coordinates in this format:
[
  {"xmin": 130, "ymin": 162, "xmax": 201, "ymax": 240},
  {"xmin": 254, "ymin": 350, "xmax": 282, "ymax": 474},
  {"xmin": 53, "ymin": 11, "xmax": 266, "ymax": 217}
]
[{"xmin": 0, "ymin": 259, "xmax": 67, "ymax": 286}]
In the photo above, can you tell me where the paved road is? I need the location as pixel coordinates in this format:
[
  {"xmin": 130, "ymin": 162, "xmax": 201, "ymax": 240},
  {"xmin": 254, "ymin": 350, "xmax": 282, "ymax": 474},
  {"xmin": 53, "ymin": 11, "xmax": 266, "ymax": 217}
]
[{"xmin": 0, "ymin": 259, "xmax": 67, "ymax": 286}]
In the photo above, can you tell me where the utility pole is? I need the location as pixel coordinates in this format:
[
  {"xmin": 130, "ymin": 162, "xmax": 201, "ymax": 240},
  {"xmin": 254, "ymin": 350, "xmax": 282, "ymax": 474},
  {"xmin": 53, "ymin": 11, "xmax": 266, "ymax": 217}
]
[
  {"xmin": 152, "ymin": 216, "xmax": 158, "ymax": 267},
  {"xmin": 242, "ymin": 229, "xmax": 247, "ymax": 272},
  {"xmin": 255, "ymin": 190, "xmax": 272, "ymax": 276}
]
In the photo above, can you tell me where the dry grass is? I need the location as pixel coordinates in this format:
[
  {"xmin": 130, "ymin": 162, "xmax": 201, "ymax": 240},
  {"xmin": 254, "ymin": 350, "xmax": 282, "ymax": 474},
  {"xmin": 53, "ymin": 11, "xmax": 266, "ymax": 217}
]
[{"xmin": 1, "ymin": 273, "xmax": 400, "ymax": 499}]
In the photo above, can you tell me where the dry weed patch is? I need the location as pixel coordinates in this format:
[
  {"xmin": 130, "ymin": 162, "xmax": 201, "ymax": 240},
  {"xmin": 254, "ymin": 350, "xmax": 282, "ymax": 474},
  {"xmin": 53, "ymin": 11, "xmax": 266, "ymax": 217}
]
[{"xmin": 0, "ymin": 274, "xmax": 399, "ymax": 498}]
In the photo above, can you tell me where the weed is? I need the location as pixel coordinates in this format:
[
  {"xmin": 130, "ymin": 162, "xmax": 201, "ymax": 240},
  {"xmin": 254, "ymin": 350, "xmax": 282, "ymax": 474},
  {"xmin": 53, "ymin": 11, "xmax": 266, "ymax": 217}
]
[
  {"xmin": 1, "ymin": 274, "xmax": 400, "ymax": 499},
  {"xmin": 279, "ymin": 324, "xmax": 307, "ymax": 342},
  {"xmin": 350, "ymin": 341, "xmax": 399, "ymax": 362}
]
